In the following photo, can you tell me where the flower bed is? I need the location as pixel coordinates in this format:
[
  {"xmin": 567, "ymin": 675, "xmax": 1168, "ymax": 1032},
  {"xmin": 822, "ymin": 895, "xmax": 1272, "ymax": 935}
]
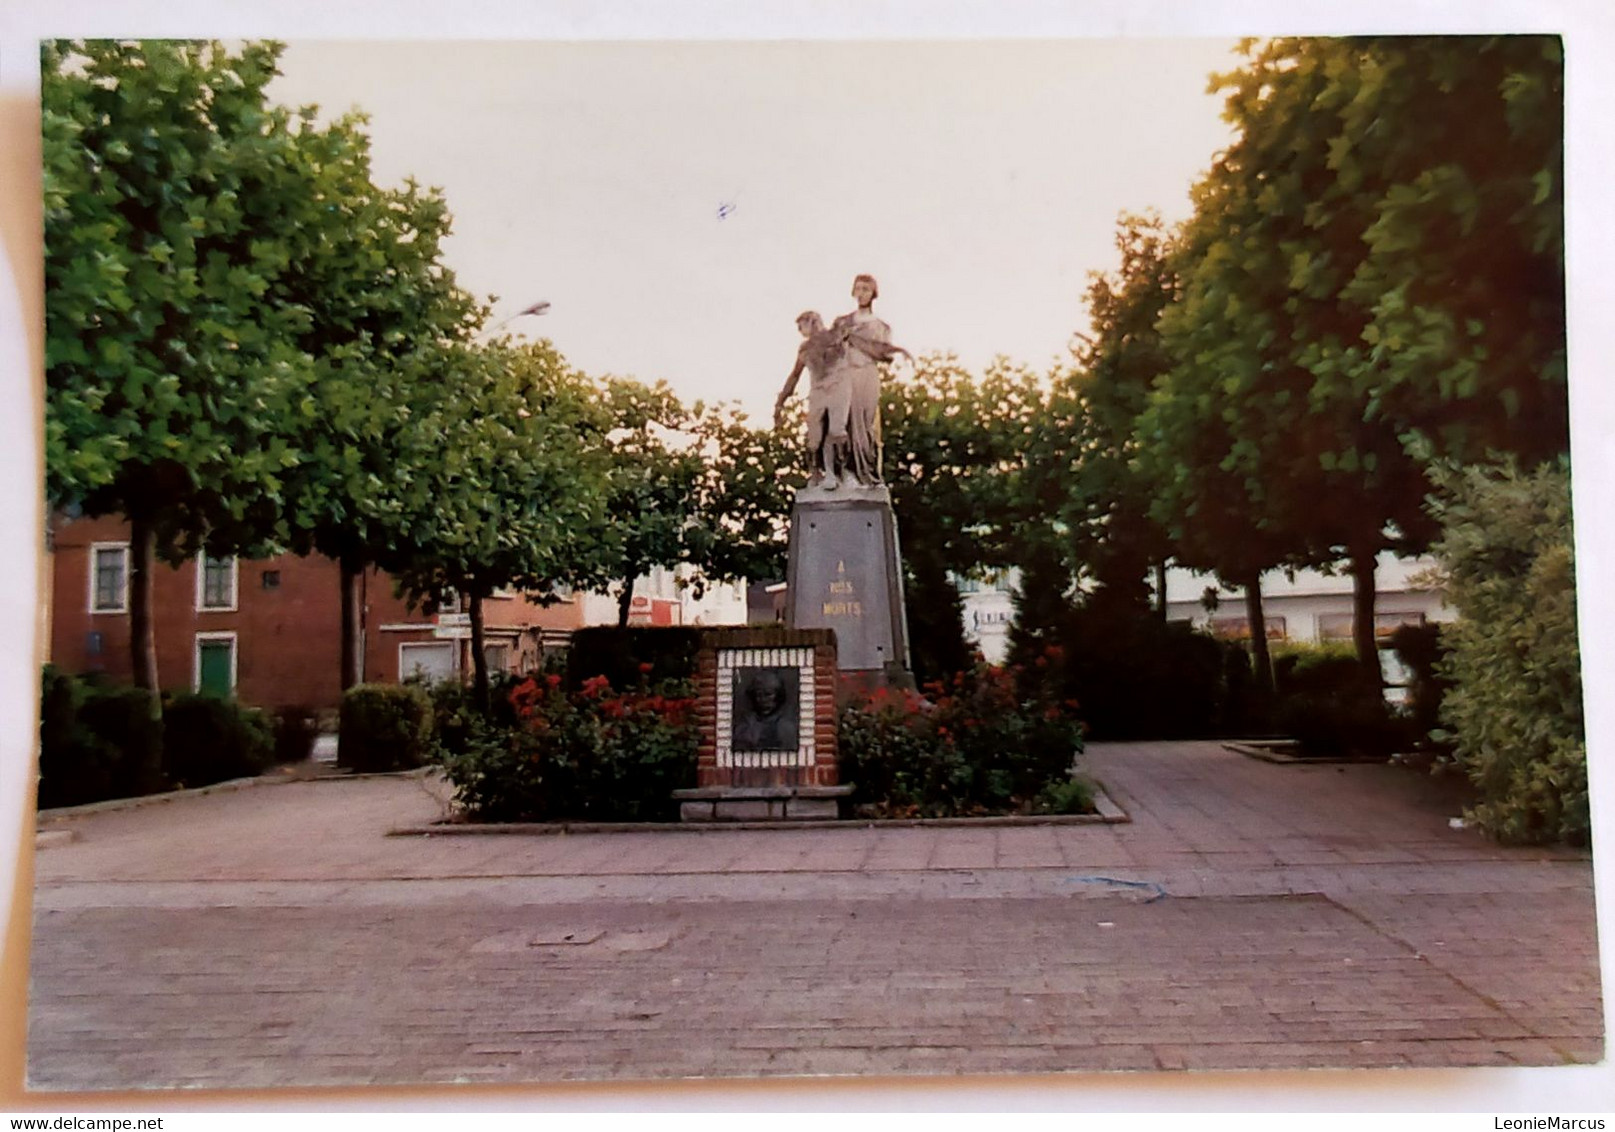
[
  {"xmin": 434, "ymin": 659, "xmax": 1091, "ymax": 824},
  {"xmin": 434, "ymin": 668, "xmax": 699, "ymax": 823},
  {"xmin": 839, "ymin": 662, "xmax": 1090, "ymax": 818}
]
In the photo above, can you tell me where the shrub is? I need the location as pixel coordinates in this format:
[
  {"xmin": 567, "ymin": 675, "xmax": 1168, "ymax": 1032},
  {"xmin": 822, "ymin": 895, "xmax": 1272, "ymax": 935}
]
[
  {"xmin": 272, "ymin": 705, "xmax": 320, "ymax": 765},
  {"xmin": 437, "ymin": 672, "xmax": 699, "ymax": 822},
  {"xmin": 339, "ymin": 683, "xmax": 434, "ymax": 773},
  {"xmin": 1275, "ymin": 690, "xmax": 1412, "ymax": 758},
  {"xmin": 1389, "ymin": 622, "xmax": 1452, "ymax": 749},
  {"xmin": 839, "ymin": 662, "xmax": 1086, "ymax": 817},
  {"xmin": 565, "ymin": 627, "xmax": 700, "ymax": 692},
  {"xmin": 424, "ymin": 670, "xmax": 525, "ymax": 762},
  {"xmin": 1270, "ymin": 642, "xmax": 1412, "ymax": 757},
  {"xmin": 161, "ymin": 692, "xmax": 276, "ymax": 788},
  {"xmin": 1271, "ymin": 643, "xmax": 1362, "ymax": 698},
  {"xmin": 37, "ymin": 668, "xmax": 164, "ymax": 808},
  {"xmin": 1034, "ymin": 775, "xmax": 1097, "ymax": 815},
  {"xmin": 1429, "ymin": 460, "xmax": 1585, "ymax": 844}
]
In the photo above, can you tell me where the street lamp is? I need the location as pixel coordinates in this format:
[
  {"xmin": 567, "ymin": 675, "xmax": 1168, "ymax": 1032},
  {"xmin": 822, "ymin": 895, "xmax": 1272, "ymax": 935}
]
[{"xmin": 481, "ymin": 300, "xmax": 551, "ymax": 339}]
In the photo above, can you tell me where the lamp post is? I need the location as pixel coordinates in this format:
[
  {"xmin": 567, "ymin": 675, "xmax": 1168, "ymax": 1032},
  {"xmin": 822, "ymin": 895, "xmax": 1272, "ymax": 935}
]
[{"xmin": 480, "ymin": 300, "xmax": 551, "ymax": 339}]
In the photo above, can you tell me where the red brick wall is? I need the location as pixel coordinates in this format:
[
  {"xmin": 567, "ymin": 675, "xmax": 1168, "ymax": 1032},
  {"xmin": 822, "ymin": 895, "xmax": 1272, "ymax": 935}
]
[
  {"xmin": 692, "ymin": 627, "xmax": 839, "ymax": 788},
  {"xmin": 51, "ymin": 516, "xmax": 350, "ymax": 709},
  {"xmin": 50, "ymin": 515, "xmax": 593, "ymax": 710}
]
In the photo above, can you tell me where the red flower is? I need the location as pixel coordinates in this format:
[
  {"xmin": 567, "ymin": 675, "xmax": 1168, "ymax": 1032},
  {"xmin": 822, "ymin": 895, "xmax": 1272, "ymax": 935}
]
[
  {"xmin": 545, "ymin": 673, "xmax": 562, "ymax": 689},
  {"xmin": 638, "ymin": 662, "xmax": 654, "ymax": 675},
  {"xmin": 580, "ymin": 675, "xmax": 611, "ymax": 698}
]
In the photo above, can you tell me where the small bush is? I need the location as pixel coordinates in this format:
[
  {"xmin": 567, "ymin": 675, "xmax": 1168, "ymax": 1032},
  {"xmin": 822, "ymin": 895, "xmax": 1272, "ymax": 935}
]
[
  {"xmin": 1034, "ymin": 775, "xmax": 1097, "ymax": 815},
  {"xmin": 1269, "ymin": 642, "xmax": 1411, "ymax": 757},
  {"xmin": 272, "ymin": 706, "xmax": 320, "ymax": 765},
  {"xmin": 424, "ymin": 671, "xmax": 525, "ymax": 762},
  {"xmin": 1272, "ymin": 644, "xmax": 1363, "ymax": 699},
  {"xmin": 437, "ymin": 672, "xmax": 698, "ymax": 822},
  {"xmin": 1017, "ymin": 609, "xmax": 1226, "ymax": 740},
  {"xmin": 1275, "ymin": 690, "xmax": 1412, "ymax": 758},
  {"xmin": 37, "ymin": 668, "xmax": 164, "ymax": 808},
  {"xmin": 339, "ymin": 683, "xmax": 434, "ymax": 773},
  {"xmin": 162, "ymin": 693, "xmax": 276, "ymax": 788},
  {"xmin": 1389, "ymin": 622, "xmax": 1451, "ymax": 749},
  {"xmin": 566, "ymin": 627, "xmax": 700, "ymax": 692},
  {"xmin": 840, "ymin": 662, "xmax": 1086, "ymax": 817}
]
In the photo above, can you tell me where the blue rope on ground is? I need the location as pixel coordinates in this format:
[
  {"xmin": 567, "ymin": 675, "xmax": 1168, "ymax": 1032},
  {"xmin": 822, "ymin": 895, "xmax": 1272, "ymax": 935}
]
[{"xmin": 1063, "ymin": 875, "xmax": 1169, "ymax": 902}]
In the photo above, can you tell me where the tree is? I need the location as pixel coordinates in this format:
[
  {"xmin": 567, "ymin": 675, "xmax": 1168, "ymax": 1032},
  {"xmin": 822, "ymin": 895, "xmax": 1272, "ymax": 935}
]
[
  {"xmin": 43, "ymin": 40, "xmax": 341, "ymax": 710},
  {"xmin": 389, "ymin": 341, "xmax": 616, "ymax": 709},
  {"xmin": 266, "ymin": 122, "xmax": 482, "ymax": 690},
  {"xmin": 1061, "ymin": 211, "xmax": 1180, "ymax": 616},
  {"xmin": 688, "ymin": 404, "xmax": 799, "ymax": 590},
  {"xmin": 593, "ymin": 378, "xmax": 713, "ymax": 627},
  {"xmin": 881, "ymin": 355, "xmax": 1050, "ymax": 674},
  {"xmin": 1141, "ymin": 37, "xmax": 1565, "ymax": 691}
]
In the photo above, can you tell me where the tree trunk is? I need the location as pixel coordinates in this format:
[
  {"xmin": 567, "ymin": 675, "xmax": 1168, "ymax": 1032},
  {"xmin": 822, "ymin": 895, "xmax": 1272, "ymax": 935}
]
[
  {"xmin": 1350, "ymin": 543, "xmax": 1383, "ymax": 693},
  {"xmin": 339, "ymin": 557, "xmax": 365, "ymax": 691},
  {"xmin": 128, "ymin": 513, "xmax": 160, "ymax": 693},
  {"xmin": 1155, "ymin": 559, "xmax": 1169, "ymax": 621},
  {"xmin": 469, "ymin": 585, "xmax": 490, "ymax": 713},
  {"xmin": 1242, "ymin": 568, "xmax": 1273, "ymax": 698},
  {"xmin": 616, "ymin": 574, "xmax": 635, "ymax": 629},
  {"xmin": 126, "ymin": 512, "xmax": 164, "ymax": 793}
]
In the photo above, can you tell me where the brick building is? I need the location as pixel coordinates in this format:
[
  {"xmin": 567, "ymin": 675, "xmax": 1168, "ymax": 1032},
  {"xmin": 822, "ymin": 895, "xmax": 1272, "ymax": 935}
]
[
  {"xmin": 49, "ymin": 515, "xmax": 583, "ymax": 711},
  {"xmin": 47, "ymin": 515, "xmax": 750, "ymax": 711}
]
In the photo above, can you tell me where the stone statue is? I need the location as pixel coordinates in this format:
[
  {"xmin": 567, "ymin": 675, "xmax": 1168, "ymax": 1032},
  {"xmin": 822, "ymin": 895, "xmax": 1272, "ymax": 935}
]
[
  {"xmin": 775, "ymin": 274, "xmax": 910, "ymax": 489},
  {"xmin": 773, "ymin": 311, "xmax": 850, "ymax": 488}
]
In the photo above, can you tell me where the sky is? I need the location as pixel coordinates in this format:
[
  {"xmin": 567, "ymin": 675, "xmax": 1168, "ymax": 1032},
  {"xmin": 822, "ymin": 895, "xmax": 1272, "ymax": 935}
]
[
  {"xmin": 266, "ymin": 39, "xmax": 1241, "ymax": 422},
  {"xmin": 3, "ymin": 0, "xmax": 1615, "ymax": 1114}
]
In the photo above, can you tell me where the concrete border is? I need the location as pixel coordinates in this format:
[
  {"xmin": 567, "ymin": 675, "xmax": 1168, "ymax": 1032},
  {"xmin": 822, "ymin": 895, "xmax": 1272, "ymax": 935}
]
[
  {"xmin": 388, "ymin": 781, "xmax": 1129, "ymax": 836},
  {"xmin": 35, "ymin": 764, "xmax": 434, "ymax": 823},
  {"xmin": 1224, "ymin": 741, "xmax": 1390, "ymax": 766}
]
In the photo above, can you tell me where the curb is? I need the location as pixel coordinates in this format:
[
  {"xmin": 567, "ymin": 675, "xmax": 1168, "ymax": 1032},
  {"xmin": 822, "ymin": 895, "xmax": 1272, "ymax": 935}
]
[
  {"xmin": 388, "ymin": 784, "xmax": 1130, "ymax": 837},
  {"xmin": 35, "ymin": 765, "xmax": 434, "ymax": 823},
  {"xmin": 1224, "ymin": 741, "xmax": 1390, "ymax": 766}
]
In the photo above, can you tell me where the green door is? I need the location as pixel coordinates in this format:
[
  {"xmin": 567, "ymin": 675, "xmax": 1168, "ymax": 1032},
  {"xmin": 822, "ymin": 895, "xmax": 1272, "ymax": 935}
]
[{"xmin": 198, "ymin": 639, "xmax": 234, "ymax": 698}]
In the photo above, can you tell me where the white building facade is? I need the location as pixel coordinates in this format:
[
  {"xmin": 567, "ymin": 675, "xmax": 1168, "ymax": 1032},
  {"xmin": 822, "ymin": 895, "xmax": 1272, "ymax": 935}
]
[{"xmin": 953, "ymin": 553, "xmax": 1452, "ymax": 676}]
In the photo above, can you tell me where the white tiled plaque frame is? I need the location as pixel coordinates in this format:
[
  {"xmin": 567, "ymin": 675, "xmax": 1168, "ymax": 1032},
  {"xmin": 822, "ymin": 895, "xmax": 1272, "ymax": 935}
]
[{"xmin": 715, "ymin": 646, "xmax": 815, "ymax": 768}]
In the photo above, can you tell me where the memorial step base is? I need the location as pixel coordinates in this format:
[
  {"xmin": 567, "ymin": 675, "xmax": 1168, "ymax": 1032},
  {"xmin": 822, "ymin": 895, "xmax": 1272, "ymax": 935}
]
[{"xmin": 672, "ymin": 784, "xmax": 854, "ymax": 823}]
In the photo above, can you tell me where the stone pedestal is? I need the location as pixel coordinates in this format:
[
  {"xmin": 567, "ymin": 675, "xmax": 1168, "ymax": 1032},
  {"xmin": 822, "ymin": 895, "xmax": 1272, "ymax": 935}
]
[
  {"xmin": 679, "ymin": 626, "xmax": 845, "ymax": 822},
  {"xmin": 785, "ymin": 484, "xmax": 912, "ymax": 688}
]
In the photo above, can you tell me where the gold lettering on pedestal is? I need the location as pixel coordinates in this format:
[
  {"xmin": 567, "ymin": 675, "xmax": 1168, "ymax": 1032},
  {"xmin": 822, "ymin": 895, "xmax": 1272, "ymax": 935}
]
[{"xmin": 823, "ymin": 561, "xmax": 862, "ymax": 616}]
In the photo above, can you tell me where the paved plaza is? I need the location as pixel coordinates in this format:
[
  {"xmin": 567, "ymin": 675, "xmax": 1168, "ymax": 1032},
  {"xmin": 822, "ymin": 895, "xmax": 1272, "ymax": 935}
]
[{"xmin": 25, "ymin": 740, "xmax": 1604, "ymax": 1090}]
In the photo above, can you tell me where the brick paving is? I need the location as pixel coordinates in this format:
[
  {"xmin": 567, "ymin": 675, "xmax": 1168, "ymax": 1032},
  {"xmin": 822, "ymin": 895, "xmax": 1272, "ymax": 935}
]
[{"xmin": 26, "ymin": 740, "xmax": 1604, "ymax": 1089}]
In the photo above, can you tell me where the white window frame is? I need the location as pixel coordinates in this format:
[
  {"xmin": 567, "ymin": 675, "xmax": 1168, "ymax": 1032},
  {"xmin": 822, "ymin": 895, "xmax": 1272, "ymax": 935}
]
[
  {"xmin": 193, "ymin": 631, "xmax": 239, "ymax": 695},
  {"xmin": 195, "ymin": 553, "xmax": 239, "ymax": 612},
  {"xmin": 88, "ymin": 542, "xmax": 130, "ymax": 614}
]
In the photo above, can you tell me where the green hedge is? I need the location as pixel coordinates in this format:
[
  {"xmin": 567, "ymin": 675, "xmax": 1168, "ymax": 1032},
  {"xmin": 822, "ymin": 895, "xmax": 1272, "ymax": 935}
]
[
  {"xmin": 565, "ymin": 626, "xmax": 700, "ymax": 692},
  {"xmin": 339, "ymin": 683, "xmax": 434, "ymax": 773},
  {"xmin": 272, "ymin": 705, "xmax": 320, "ymax": 765},
  {"xmin": 161, "ymin": 692, "xmax": 275, "ymax": 789},
  {"xmin": 37, "ymin": 668, "xmax": 163, "ymax": 808},
  {"xmin": 1430, "ymin": 460, "xmax": 1585, "ymax": 844}
]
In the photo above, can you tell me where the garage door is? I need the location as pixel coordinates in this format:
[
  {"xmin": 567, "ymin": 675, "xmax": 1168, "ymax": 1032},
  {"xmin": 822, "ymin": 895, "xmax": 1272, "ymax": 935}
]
[{"xmin": 399, "ymin": 642, "xmax": 456, "ymax": 684}]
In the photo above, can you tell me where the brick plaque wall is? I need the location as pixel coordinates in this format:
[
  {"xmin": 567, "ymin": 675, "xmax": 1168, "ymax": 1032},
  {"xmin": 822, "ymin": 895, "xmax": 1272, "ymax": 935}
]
[{"xmin": 694, "ymin": 627, "xmax": 838, "ymax": 788}]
